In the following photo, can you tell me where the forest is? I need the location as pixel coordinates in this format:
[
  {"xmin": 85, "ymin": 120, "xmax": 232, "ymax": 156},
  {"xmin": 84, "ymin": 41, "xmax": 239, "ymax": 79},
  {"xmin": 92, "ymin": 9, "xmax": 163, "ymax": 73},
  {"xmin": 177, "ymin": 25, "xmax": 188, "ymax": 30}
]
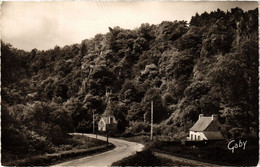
[{"xmin": 1, "ymin": 7, "xmax": 258, "ymax": 161}]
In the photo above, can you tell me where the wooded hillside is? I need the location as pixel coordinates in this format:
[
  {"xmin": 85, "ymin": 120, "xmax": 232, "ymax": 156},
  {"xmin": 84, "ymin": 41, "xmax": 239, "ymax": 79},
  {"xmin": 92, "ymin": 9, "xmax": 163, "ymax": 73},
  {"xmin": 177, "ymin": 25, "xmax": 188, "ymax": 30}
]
[{"xmin": 2, "ymin": 7, "xmax": 258, "ymax": 160}]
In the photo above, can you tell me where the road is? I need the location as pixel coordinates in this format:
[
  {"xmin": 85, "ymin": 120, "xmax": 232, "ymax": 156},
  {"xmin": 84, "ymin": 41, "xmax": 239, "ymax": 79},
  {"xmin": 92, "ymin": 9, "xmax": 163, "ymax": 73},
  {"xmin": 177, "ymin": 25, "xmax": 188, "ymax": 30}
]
[{"xmin": 53, "ymin": 133, "xmax": 144, "ymax": 166}]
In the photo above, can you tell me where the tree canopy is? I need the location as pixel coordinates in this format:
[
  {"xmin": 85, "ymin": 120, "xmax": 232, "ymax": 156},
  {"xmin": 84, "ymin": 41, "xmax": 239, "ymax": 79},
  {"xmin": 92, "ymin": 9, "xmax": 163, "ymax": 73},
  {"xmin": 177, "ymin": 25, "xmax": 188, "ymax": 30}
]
[{"xmin": 1, "ymin": 7, "xmax": 258, "ymax": 161}]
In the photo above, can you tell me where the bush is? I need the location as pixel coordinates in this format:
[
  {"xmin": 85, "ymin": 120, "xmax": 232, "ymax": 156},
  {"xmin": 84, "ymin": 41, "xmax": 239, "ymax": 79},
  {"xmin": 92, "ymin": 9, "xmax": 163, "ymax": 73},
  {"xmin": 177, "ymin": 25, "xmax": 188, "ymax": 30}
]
[
  {"xmin": 124, "ymin": 121, "xmax": 150, "ymax": 135},
  {"xmin": 150, "ymin": 139, "xmax": 259, "ymax": 166},
  {"xmin": 3, "ymin": 134, "xmax": 114, "ymax": 166},
  {"xmin": 112, "ymin": 148, "xmax": 162, "ymax": 166}
]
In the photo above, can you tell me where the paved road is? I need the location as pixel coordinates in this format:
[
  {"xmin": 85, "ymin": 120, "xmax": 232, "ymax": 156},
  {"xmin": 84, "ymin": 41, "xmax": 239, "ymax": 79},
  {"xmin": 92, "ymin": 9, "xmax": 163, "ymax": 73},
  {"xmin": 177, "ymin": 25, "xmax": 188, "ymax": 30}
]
[{"xmin": 53, "ymin": 133, "xmax": 144, "ymax": 166}]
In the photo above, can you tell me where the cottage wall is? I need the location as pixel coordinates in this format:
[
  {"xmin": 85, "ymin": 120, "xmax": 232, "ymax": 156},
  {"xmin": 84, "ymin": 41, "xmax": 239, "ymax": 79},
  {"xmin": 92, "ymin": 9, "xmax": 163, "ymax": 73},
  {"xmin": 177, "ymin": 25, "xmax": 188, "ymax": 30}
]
[
  {"xmin": 98, "ymin": 123, "xmax": 117, "ymax": 131},
  {"xmin": 107, "ymin": 124, "xmax": 117, "ymax": 131},
  {"xmin": 188, "ymin": 131, "xmax": 207, "ymax": 141},
  {"xmin": 98, "ymin": 125, "xmax": 106, "ymax": 131},
  {"xmin": 98, "ymin": 120, "xmax": 106, "ymax": 131},
  {"xmin": 98, "ymin": 118, "xmax": 117, "ymax": 132}
]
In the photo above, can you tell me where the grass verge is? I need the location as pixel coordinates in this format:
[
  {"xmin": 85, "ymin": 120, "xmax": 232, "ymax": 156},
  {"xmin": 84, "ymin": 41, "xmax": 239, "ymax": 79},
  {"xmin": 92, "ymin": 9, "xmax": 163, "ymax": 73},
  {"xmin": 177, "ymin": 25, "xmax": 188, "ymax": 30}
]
[
  {"xmin": 111, "ymin": 148, "xmax": 194, "ymax": 166},
  {"xmin": 116, "ymin": 135, "xmax": 258, "ymax": 166},
  {"xmin": 3, "ymin": 134, "xmax": 115, "ymax": 166},
  {"xmin": 150, "ymin": 139, "xmax": 259, "ymax": 166}
]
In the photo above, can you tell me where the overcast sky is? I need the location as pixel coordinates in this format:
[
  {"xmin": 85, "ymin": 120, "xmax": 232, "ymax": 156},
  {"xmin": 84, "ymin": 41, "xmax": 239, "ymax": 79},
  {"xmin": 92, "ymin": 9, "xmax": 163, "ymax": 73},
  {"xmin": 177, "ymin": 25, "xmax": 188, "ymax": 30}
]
[{"xmin": 1, "ymin": 1, "xmax": 258, "ymax": 51}]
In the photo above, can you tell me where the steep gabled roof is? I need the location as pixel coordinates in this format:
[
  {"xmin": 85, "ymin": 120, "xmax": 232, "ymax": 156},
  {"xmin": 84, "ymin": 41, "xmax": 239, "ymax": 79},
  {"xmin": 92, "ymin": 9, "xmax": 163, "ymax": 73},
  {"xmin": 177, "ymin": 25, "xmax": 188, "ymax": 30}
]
[
  {"xmin": 190, "ymin": 117, "xmax": 213, "ymax": 131},
  {"xmin": 203, "ymin": 131, "xmax": 224, "ymax": 140},
  {"xmin": 101, "ymin": 117, "xmax": 110, "ymax": 124}
]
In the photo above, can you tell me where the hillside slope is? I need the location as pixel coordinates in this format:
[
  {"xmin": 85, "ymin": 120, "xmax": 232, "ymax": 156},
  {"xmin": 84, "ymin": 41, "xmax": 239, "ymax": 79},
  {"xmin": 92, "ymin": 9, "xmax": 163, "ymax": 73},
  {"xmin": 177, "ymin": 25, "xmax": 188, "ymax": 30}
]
[{"xmin": 1, "ymin": 7, "xmax": 258, "ymax": 160}]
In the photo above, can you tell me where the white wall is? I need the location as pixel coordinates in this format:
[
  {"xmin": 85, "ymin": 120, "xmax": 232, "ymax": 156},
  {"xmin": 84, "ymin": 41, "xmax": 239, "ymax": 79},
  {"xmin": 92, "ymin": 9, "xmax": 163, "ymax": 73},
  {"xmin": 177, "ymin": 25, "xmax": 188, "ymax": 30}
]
[
  {"xmin": 98, "ymin": 120, "xmax": 106, "ymax": 131},
  {"xmin": 188, "ymin": 131, "xmax": 207, "ymax": 141}
]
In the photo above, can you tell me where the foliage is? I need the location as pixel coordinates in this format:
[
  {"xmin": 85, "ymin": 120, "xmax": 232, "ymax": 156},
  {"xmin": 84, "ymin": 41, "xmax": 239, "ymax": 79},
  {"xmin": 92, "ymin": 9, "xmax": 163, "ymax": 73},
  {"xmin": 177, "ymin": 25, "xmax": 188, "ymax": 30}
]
[
  {"xmin": 112, "ymin": 148, "xmax": 163, "ymax": 166},
  {"xmin": 150, "ymin": 139, "xmax": 259, "ymax": 166},
  {"xmin": 1, "ymin": 7, "xmax": 258, "ymax": 162}
]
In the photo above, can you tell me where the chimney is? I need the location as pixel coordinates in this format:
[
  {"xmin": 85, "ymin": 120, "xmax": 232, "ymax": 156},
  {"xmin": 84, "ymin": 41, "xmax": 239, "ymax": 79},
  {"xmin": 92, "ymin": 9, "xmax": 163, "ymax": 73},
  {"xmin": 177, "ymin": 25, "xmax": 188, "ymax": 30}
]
[
  {"xmin": 199, "ymin": 114, "xmax": 204, "ymax": 119},
  {"xmin": 212, "ymin": 114, "xmax": 218, "ymax": 121}
]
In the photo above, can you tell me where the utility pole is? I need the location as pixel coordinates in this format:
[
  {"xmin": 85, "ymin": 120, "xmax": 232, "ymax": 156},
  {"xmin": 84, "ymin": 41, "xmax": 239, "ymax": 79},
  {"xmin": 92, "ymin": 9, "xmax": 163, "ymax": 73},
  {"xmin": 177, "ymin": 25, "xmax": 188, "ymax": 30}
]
[
  {"xmin": 150, "ymin": 100, "xmax": 153, "ymax": 141},
  {"xmin": 106, "ymin": 124, "xmax": 108, "ymax": 147},
  {"xmin": 93, "ymin": 109, "xmax": 95, "ymax": 134}
]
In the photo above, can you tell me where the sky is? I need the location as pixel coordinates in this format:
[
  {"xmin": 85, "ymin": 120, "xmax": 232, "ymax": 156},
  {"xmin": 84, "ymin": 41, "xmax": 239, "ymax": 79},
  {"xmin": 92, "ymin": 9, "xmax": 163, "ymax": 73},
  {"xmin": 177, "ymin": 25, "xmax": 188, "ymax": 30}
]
[{"xmin": 1, "ymin": 1, "xmax": 258, "ymax": 51}]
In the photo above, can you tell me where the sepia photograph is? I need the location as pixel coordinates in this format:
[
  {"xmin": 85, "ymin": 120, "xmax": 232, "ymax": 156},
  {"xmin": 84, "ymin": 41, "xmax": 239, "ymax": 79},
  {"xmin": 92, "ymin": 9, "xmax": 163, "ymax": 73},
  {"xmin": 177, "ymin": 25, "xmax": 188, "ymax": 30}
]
[{"xmin": 1, "ymin": 1, "xmax": 259, "ymax": 166}]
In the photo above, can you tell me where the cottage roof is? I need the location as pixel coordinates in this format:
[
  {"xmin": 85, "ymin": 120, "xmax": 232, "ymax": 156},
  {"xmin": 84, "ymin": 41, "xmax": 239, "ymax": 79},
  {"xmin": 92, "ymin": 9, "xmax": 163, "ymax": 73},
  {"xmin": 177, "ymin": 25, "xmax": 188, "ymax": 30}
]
[
  {"xmin": 203, "ymin": 131, "xmax": 224, "ymax": 140},
  {"xmin": 102, "ymin": 117, "xmax": 110, "ymax": 124},
  {"xmin": 190, "ymin": 117, "xmax": 214, "ymax": 131}
]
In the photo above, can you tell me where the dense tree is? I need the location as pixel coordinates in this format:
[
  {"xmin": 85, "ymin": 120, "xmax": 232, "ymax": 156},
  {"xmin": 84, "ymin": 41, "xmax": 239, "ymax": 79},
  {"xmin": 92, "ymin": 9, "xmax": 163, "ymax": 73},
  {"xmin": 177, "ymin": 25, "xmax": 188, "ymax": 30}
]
[{"xmin": 1, "ymin": 7, "xmax": 258, "ymax": 162}]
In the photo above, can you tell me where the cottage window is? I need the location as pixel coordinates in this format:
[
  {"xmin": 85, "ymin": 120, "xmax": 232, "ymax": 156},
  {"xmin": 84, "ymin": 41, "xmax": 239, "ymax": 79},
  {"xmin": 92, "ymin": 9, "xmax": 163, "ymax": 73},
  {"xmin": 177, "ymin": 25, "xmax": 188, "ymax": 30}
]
[
  {"xmin": 194, "ymin": 135, "xmax": 196, "ymax": 140},
  {"xmin": 191, "ymin": 134, "xmax": 193, "ymax": 140},
  {"xmin": 198, "ymin": 136, "xmax": 200, "ymax": 140}
]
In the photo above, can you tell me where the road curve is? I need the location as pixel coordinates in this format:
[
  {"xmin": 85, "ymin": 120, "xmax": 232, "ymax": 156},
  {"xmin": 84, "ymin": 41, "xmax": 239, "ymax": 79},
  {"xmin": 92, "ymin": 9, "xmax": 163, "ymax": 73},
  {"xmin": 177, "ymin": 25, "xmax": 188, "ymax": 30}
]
[{"xmin": 53, "ymin": 133, "xmax": 144, "ymax": 166}]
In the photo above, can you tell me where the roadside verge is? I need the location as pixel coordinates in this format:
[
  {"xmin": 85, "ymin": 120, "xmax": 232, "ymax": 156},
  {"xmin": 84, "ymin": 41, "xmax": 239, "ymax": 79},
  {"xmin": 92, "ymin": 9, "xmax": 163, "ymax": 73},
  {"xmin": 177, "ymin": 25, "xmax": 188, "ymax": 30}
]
[
  {"xmin": 4, "ymin": 138, "xmax": 115, "ymax": 166},
  {"xmin": 153, "ymin": 151, "xmax": 221, "ymax": 166}
]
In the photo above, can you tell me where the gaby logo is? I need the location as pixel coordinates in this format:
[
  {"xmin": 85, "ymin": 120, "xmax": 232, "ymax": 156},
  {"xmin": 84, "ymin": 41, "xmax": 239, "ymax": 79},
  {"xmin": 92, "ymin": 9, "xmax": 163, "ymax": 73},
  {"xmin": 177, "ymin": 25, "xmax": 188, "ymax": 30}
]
[{"xmin": 227, "ymin": 140, "xmax": 247, "ymax": 153}]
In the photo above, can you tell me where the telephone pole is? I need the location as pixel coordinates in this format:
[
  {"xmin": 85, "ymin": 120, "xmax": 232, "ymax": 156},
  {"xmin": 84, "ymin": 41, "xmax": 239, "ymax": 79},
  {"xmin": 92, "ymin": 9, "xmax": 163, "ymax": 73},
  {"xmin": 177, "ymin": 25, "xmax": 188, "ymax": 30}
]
[
  {"xmin": 150, "ymin": 100, "xmax": 153, "ymax": 141},
  {"xmin": 106, "ymin": 124, "xmax": 109, "ymax": 147},
  {"xmin": 93, "ymin": 109, "xmax": 95, "ymax": 134}
]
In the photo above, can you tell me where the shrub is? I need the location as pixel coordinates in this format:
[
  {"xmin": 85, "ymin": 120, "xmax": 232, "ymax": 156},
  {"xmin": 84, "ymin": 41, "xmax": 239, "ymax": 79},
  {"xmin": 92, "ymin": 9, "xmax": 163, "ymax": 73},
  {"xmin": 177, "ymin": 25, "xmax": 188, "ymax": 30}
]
[
  {"xmin": 112, "ymin": 148, "xmax": 162, "ymax": 166},
  {"xmin": 125, "ymin": 121, "xmax": 150, "ymax": 135}
]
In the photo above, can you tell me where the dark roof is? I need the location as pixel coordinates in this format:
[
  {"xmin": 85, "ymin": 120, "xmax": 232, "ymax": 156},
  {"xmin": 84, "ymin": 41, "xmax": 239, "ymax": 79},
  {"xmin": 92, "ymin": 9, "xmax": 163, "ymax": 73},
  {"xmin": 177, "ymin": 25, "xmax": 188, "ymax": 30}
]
[
  {"xmin": 203, "ymin": 132, "xmax": 224, "ymax": 140},
  {"xmin": 190, "ymin": 117, "xmax": 213, "ymax": 131}
]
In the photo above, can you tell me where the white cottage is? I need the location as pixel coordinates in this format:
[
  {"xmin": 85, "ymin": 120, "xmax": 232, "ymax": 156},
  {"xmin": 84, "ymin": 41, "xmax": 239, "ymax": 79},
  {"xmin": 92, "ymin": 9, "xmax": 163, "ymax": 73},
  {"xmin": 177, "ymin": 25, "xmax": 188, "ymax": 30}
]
[
  {"xmin": 98, "ymin": 115, "xmax": 118, "ymax": 132},
  {"xmin": 187, "ymin": 114, "xmax": 224, "ymax": 141}
]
